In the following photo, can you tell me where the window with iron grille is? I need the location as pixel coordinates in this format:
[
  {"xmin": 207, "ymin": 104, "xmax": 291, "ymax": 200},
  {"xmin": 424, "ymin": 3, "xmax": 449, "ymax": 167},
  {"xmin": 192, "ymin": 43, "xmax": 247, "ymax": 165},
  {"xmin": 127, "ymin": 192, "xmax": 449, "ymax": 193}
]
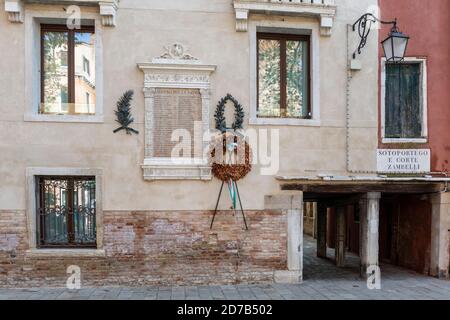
[{"xmin": 37, "ymin": 176, "xmax": 96, "ymax": 248}]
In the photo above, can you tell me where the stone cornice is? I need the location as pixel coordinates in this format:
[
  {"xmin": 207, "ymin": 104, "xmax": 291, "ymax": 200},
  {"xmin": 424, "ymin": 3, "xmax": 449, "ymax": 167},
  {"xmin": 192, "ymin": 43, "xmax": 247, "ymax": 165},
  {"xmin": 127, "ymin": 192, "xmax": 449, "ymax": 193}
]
[
  {"xmin": 138, "ymin": 63, "xmax": 217, "ymax": 74},
  {"xmin": 233, "ymin": 0, "xmax": 337, "ymax": 36},
  {"xmin": 4, "ymin": 0, "xmax": 119, "ymax": 26},
  {"xmin": 138, "ymin": 44, "xmax": 217, "ymax": 89}
]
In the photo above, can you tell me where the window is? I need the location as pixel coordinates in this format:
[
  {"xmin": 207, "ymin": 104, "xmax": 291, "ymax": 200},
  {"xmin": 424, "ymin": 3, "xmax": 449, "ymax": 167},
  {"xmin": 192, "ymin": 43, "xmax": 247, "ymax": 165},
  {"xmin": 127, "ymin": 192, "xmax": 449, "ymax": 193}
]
[
  {"xmin": 257, "ymin": 33, "xmax": 310, "ymax": 119},
  {"xmin": 37, "ymin": 176, "xmax": 96, "ymax": 248},
  {"xmin": 40, "ymin": 24, "xmax": 95, "ymax": 115},
  {"xmin": 59, "ymin": 50, "xmax": 68, "ymax": 67},
  {"xmin": 83, "ymin": 56, "xmax": 90, "ymax": 76},
  {"xmin": 60, "ymin": 87, "xmax": 68, "ymax": 110},
  {"xmin": 384, "ymin": 61, "xmax": 426, "ymax": 140}
]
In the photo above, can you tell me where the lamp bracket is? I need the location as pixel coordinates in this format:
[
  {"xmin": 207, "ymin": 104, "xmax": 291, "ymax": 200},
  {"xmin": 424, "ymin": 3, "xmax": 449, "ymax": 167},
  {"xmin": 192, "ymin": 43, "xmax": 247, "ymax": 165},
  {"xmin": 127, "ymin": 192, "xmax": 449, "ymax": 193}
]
[{"xmin": 352, "ymin": 13, "xmax": 397, "ymax": 59}]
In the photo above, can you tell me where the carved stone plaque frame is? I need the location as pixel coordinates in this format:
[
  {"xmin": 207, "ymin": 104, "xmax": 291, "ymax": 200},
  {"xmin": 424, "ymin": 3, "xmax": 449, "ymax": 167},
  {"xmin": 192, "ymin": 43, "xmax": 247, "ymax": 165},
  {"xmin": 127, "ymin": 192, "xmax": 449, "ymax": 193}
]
[{"xmin": 138, "ymin": 44, "xmax": 216, "ymax": 181}]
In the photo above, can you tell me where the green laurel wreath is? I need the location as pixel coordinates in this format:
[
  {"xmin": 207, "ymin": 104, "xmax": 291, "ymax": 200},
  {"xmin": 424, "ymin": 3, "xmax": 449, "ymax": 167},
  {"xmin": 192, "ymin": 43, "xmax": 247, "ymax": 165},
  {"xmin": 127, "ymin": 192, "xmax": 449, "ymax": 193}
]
[{"xmin": 214, "ymin": 94, "xmax": 245, "ymax": 133}]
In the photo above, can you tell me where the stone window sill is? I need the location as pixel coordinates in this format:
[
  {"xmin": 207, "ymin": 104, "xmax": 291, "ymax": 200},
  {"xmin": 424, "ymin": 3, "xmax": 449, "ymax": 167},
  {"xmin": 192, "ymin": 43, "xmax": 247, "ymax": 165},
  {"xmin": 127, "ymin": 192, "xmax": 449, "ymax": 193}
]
[
  {"xmin": 142, "ymin": 157, "xmax": 212, "ymax": 181},
  {"xmin": 249, "ymin": 117, "xmax": 321, "ymax": 127},
  {"xmin": 24, "ymin": 114, "xmax": 104, "ymax": 123},
  {"xmin": 382, "ymin": 138, "xmax": 428, "ymax": 144},
  {"xmin": 25, "ymin": 249, "xmax": 106, "ymax": 258}
]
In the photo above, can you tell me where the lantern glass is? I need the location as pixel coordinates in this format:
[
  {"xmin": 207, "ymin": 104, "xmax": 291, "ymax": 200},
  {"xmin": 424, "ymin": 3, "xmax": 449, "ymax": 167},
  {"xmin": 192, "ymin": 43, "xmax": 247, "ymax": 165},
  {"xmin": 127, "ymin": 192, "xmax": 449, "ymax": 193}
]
[{"xmin": 382, "ymin": 31, "xmax": 409, "ymax": 62}]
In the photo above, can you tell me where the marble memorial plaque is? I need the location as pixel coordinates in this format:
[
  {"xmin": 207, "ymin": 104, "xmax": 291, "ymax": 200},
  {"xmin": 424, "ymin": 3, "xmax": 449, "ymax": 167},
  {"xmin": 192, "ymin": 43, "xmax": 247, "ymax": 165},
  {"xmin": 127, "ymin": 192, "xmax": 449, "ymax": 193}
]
[{"xmin": 153, "ymin": 88, "xmax": 202, "ymax": 158}]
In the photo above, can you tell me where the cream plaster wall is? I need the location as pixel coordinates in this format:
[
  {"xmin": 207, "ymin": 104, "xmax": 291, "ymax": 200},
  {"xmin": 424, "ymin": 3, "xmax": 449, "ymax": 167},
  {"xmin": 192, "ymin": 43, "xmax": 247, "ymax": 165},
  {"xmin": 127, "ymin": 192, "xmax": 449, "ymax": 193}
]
[{"xmin": 0, "ymin": 0, "xmax": 379, "ymax": 211}]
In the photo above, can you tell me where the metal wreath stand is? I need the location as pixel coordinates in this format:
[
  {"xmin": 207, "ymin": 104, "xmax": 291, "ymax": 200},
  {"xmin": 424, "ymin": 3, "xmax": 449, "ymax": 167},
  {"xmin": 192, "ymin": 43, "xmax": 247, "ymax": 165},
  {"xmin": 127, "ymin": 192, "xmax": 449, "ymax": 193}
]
[{"xmin": 210, "ymin": 176, "xmax": 248, "ymax": 231}]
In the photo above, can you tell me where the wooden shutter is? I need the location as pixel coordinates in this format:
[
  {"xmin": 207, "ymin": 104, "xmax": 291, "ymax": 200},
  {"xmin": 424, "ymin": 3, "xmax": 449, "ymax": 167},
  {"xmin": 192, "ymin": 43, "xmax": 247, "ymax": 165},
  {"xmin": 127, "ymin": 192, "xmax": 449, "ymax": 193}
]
[{"xmin": 385, "ymin": 63, "xmax": 422, "ymax": 139}]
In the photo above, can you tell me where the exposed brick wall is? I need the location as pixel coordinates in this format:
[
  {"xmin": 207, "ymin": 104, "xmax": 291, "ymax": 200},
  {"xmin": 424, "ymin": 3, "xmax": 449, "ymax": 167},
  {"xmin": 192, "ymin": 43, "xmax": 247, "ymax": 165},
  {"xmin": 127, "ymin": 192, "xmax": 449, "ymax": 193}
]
[
  {"xmin": 0, "ymin": 211, "xmax": 29, "ymax": 287},
  {"xmin": 0, "ymin": 210, "xmax": 287, "ymax": 287}
]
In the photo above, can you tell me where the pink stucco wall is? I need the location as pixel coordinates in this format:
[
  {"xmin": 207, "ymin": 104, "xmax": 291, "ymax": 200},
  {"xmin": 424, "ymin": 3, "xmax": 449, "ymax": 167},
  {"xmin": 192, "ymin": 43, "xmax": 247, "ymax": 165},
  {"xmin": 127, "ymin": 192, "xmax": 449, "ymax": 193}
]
[{"xmin": 379, "ymin": 0, "xmax": 450, "ymax": 173}]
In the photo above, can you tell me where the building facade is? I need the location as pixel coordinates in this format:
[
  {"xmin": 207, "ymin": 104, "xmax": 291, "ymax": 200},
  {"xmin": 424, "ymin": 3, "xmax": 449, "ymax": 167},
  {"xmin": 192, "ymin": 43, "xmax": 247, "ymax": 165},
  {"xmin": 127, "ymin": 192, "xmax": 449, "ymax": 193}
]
[
  {"xmin": 0, "ymin": 0, "xmax": 448, "ymax": 287},
  {"xmin": 376, "ymin": 0, "xmax": 450, "ymax": 278}
]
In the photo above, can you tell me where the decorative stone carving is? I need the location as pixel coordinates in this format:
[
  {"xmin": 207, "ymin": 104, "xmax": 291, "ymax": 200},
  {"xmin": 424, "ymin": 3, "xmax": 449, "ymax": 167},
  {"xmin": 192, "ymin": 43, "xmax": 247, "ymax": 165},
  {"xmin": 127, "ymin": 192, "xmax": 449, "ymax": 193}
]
[
  {"xmin": 320, "ymin": 14, "xmax": 334, "ymax": 36},
  {"xmin": 4, "ymin": 0, "xmax": 119, "ymax": 27},
  {"xmin": 138, "ymin": 45, "xmax": 216, "ymax": 181},
  {"xmin": 235, "ymin": 8, "xmax": 249, "ymax": 32},
  {"xmin": 4, "ymin": 0, "xmax": 23, "ymax": 23},
  {"xmin": 157, "ymin": 43, "xmax": 199, "ymax": 62},
  {"xmin": 144, "ymin": 74, "xmax": 210, "ymax": 85},
  {"xmin": 233, "ymin": 0, "xmax": 337, "ymax": 36},
  {"xmin": 99, "ymin": 1, "xmax": 118, "ymax": 27}
]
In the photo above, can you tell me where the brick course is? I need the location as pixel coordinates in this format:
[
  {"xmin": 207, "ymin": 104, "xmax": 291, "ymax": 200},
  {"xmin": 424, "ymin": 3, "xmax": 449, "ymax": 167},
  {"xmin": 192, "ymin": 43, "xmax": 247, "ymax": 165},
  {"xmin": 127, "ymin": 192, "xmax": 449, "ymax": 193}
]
[{"xmin": 0, "ymin": 210, "xmax": 287, "ymax": 287}]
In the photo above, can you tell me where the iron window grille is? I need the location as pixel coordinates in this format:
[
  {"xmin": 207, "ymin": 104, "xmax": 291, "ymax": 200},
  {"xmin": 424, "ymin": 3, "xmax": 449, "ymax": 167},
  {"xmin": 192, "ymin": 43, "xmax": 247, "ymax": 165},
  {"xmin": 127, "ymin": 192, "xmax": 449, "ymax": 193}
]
[{"xmin": 37, "ymin": 176, "xmax": 97, "ymax": 248}]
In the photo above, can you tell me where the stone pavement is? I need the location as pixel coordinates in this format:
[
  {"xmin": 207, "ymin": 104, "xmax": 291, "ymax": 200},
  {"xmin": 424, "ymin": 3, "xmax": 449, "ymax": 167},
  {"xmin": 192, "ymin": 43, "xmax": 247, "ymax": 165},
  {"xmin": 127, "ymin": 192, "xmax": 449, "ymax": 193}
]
[{"xmin": 1, "ymin": 236, "xmax": 450, "ymax": 300}]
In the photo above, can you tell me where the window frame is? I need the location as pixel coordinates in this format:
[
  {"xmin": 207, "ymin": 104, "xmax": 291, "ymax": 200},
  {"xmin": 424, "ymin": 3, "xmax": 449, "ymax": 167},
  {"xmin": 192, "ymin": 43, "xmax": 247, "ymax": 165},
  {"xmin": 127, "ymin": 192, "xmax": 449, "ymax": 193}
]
[
  {"xmin": 36, "ymin": 175, "xmax": 97, "ymax": 249},
  {"xmin": 83, "ymin": 55, "xmax": 91, "ymax": 76},
  {"xmin": 381, "ymin": 57, "xmax": 428, "ymax": 144},
  {"xmin": 248, "ymin": 22, "xmax": 320, "ymax": 127},
  {"xmin": 257, "ymin": 32, "xmax": 311, "ymax": 119},
  {"xmin": 23, "ymin": 9, "xmax": 104, "ymax": 124},
  {"xmin": 26, "ymin": 168, "xmax": 104, "ymax": 255},
  {"xmin": 40, "ymin": 24, "xmax": 95, "ymax": 116}
]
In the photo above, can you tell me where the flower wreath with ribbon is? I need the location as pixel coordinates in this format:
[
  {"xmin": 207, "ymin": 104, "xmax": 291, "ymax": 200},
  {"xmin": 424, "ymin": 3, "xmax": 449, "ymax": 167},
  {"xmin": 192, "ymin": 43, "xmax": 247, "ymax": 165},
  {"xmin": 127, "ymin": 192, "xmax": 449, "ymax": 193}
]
[
  {"xmin": 209, "ymin": 132, "xmax": 252, "ymax": 182},
  {"xmin": 210, "ymin": 94, "xmax": 252, "ymax": 183}
]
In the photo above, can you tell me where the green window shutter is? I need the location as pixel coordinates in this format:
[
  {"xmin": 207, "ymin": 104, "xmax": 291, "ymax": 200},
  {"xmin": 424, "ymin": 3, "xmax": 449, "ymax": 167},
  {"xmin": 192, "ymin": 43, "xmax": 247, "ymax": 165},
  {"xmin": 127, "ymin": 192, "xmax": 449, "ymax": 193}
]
[{"xmin": 385, "ymin": 63, "xmax": 422, "ymax": 139}]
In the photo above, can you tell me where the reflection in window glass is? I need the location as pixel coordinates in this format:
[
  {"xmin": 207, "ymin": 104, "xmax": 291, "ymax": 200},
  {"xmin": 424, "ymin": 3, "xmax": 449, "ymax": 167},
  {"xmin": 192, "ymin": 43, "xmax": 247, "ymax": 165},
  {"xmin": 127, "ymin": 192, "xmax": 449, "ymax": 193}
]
[
  {"xmin": 40, "ymin": 26, "xmax": 95, "ymax": 115},
  {"xmin": 59, "ymin": 50, "xmax": 68, "ymax": 67},
  {"xmin": 286, "ymin": 40, "xmax": 309, "ymax": 118},
  {"xmin": 41, "ymin": 179, "xmax": 69, "ymax": 245},
  {"xmin": 73, "ymin": 179, "xmax": 96, "ymax": 244},
  {"xmin": 42, "ymin": 31, "xmax": 69, "ymax": 114},
  {"xmin": 258, "ymin": 39, "xmax": 281, "ymax": 117},
  {"xmin": 257, "ymin": 33, "xmax": 310, "ymax": 119},
  {"xmin": 75, "ymin": 32, "xmax": 96, "ymax": 114}
]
